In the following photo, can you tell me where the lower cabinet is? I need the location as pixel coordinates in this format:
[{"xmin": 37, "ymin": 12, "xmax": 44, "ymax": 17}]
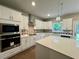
[
  {"xmin": 0, "ymin": 46, "xmax": 21, "ymax": 59},
  {"xmin": 30, "ymin": 36, "xmax": 36, "ymax": 46},
  {"xmin": 21, "ymin": 36, "xmax": 36, "ymax": 51},
  {"xmin": 26, "ymin": 37, "xmax": 32, "ymax": 49},
  {"xmin": 21, "ymin": 37, "xmax": 27, "ymax": 50}
]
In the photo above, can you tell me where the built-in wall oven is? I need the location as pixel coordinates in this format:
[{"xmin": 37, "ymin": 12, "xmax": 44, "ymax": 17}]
[
  {"xmin": 0, "ymin": 23, "xmax": 20, "ymax": 52},
  {"xmin": 0, "ymin": 23, "xmax": 19, "ymax": 34}
]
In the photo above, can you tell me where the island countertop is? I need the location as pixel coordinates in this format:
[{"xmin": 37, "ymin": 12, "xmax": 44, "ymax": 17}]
[{"xmin": 36, "ymin": 36, "xmax": 79, "ymax": 59}]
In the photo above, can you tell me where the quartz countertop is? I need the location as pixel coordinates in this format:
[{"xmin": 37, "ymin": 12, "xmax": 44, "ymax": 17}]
[{"xmin": 36, "ymin": 36, "xmax": 79, "ymax": 59}]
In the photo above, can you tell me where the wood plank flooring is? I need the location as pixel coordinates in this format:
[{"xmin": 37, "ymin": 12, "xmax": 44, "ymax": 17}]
[{"xmin": 8, "ymin": 46, "xmax": 36, "ymax": 59}]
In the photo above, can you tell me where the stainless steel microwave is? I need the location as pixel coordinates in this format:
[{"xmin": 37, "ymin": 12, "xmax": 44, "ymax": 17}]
[{"xmin": 0, "ymin": 23, "xmax": 19, "ymax": 34}]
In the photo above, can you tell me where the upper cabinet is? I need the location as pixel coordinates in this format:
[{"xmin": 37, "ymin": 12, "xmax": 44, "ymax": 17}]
[
  {"xmin": 0, "ymin": 5, "xmax": 22, "ymax": 21},
  {"xmin": 62, "ymin": 18, "xmax": 73, "ymax": 30},
  {"xmin": 35, "ymin": 19, "xmax": 43, "ymax": 29},
  {"xmin": 35, "ymin": 19, "xmax": 52, "ymax": 29},
  {"xmin": 43, "ymin": 21, "xmax": 52, "ymax": 29},
  {"xmin": 10, "ymin": 9, "xmax": 22, "ymax": 21},
  {"xmin": 19, "ymin": 15, "xmax": 28, "ymax": 29},
  {"xmin": 0, "ymin": 5, "xmax": 11, "ymax": 19}
]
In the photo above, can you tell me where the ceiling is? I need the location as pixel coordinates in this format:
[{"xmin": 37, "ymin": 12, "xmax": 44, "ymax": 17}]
[{"xmin": 0, "ymin": 0, "xmax": 79, "ymax": 19}]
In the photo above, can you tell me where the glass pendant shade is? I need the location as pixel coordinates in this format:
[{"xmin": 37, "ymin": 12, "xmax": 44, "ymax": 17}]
[{"xmin": 56, "ymin": 16, "xmax": 61, "ymax": 21}]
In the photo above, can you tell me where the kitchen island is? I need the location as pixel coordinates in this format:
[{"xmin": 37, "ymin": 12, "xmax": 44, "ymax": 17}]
[{"xmin": 36, "ymin": 36, "xmax": 79, "ymax": 59}]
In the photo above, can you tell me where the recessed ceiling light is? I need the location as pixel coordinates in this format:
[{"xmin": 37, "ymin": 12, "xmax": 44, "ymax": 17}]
[
  {"xmin": 32, "ymin": 1, "xmax": 36, "ymax": 6},
  {"xmin": 48, "ymin": 14, "xmax": 50, "ymax": 17}
]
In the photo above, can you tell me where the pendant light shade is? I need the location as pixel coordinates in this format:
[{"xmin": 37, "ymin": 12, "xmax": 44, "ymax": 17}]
[{"xmin": 56, "ymin": 16, "xmax": 61, "ymax": 21}]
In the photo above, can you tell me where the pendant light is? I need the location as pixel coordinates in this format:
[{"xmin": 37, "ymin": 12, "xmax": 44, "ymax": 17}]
[{"xmin": 56, "ymin": 0, "xmax": 63, "ymax": 21}]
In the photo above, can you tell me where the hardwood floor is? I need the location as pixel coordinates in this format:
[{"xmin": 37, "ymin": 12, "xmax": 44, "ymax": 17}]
[{"xmin": 9, "ymin": 46, "xmax": 36, "ymax": 59}]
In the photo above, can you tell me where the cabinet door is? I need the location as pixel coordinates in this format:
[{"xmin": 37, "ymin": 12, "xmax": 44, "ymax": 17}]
[
  {"xmin": 30, "ymin": 36, "xmax": 36, "ymax": 46},
  {"xmin": 21, "ymin": 37, "xmax": 27, "ymax": 50},
  {"xmin": 66, "ymin": 18, "xmax": 72, "ymax": 30},
  {"xmin": 35, "ymin": 19, "xmax": 43, "ymax": 29},
  {"xmin": 21, "ymin": 37, "xmax": 32, "ymax": 50},
  {"xmin": 0, "ymin": 46, "xmax": 21, "ymax": 59},
  {"xmin": 0, "ymin": 5, "xmax": 22, "ymax": 21},
  {"xmin": 0, "ymin": 5, "xmax": 12, "ymax": 19},
  {"xmin": 11, "ymin": 10, "xmax": 22, "ymax": 21},
  {"xmin": 26, "ymin": 36, "xmax": 35, "ymax": 48},
  {"xmin": 22, "ymin": 15, "xmax": 28, "ymax": 29},
  {"xmin": 26, "ymin": 37, "xmax": 32, "ymax": 48},
  {"xmin": 62, "ymin": 18, "xmax": 72, "ymax": 30},
  {"xmin": 21, "ymin": 36, "xmax": 35, "ymax": 51}
]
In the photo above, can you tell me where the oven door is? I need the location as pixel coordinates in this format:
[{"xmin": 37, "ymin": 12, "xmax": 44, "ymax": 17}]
[
  {"xmin": 2, "ymin": 24, "xmax": 19, "ymax": 33},
  {"xmin": 1, "ymin": 38, "xmax": 11, "ymax": 52},
  {"xmin": 1, "ymin": 36, "xmax": 20, "ymax": 52}
]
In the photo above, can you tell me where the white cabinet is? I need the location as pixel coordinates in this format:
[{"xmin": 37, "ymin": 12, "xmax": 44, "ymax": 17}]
[
  {"xmin": 26, "ymin": 36, "xmax": 35, "ymax": 48},
  {"xmin": 0, "ymin": 5, "xmax": 11, "ymax": 19},
  {"xmin": 26, "ymin": 37, "xmax": 32, "ymax": 48},
  {"xmin": 21, "ymin": 37, "xmax": 30, "ymax": 50},
  {"xmin": 62, "ymin": 18, "xmax": 72, "ymax": 30},
  {"xmin": 43, "ymin": 21, "xmax": 52, "ymax": 29},
  {"xmin": 22, "ymin": 15, "xmax": 28, "ymax": 29},
  {"xmin": 35, "ymin": 19, "xmax": 47, "ymax": 29},
  {"xmin": 0, "ymin": 46, "xmax": 21, "ymax": 59},
  {"xmin": 19, "ymin": 15, "xmax": 28, "ymax": 29},
  {"xmin": 21, "ymin": 36, "xmax": 33, "ymax": 50},
  {"xmin": 11, "ymin": 9, "xmax": 22, "ymax": 21},
  {"xmin": 0, "ymin": 5, "xmax": 22, "ymax": 22},
  {"xmin": 21, "ymin": 37, "xmax": 27, "ymax": 50},
  {"xmin": 30, "ymin": 36, "xmax": 36, "ymax": 46},
  {"xmin": 19, "ymin": 15, "xmax": 28, "ymax": 30},
  {"xmin": 35, "ymin": 19, "xmax": 52, "ymax": 29},
  {"xmin": 35, "ymin": 19, "xmax": 43, "ymax": 29},
  {"xmin": 21, "ymin": 35, "xmax": 37, "ymax": 51}
]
